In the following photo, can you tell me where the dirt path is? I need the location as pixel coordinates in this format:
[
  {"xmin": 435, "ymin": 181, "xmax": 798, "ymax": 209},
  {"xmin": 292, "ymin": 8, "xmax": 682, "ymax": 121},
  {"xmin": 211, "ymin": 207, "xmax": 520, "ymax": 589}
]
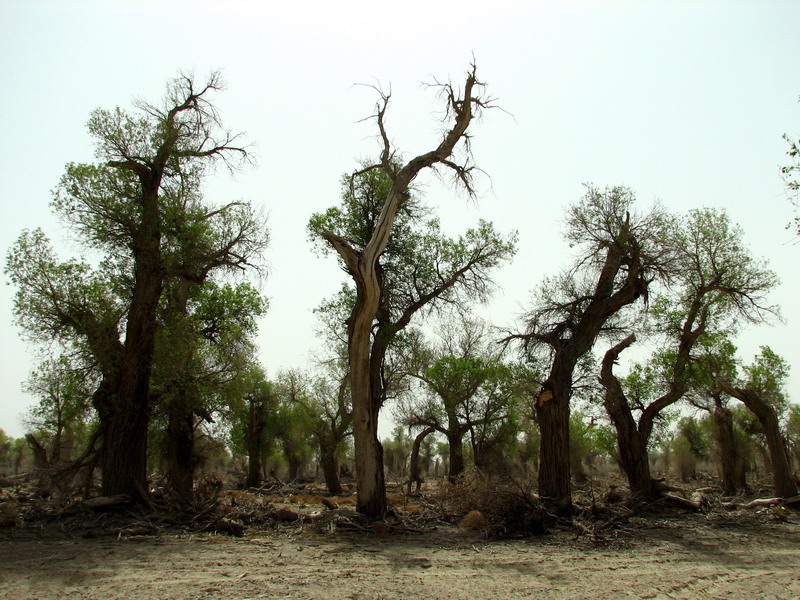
[{"xmin": 2, "ymin": 517, "xmax": 799, "ymax": 600}]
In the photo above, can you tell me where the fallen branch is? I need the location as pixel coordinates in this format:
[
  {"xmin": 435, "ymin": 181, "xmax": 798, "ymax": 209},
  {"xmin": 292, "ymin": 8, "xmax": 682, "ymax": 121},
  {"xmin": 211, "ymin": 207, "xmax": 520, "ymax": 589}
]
[
  {"xmin": 744, "ymin": 497, "xmax": 782, "ymax": 509},
  {"xmin": 660, "ymin": 493, "xmax": 701, "ymax": 512},
  {"xmin": 81, "ymin": 494, "xmax": 131, "ymax": 511}
]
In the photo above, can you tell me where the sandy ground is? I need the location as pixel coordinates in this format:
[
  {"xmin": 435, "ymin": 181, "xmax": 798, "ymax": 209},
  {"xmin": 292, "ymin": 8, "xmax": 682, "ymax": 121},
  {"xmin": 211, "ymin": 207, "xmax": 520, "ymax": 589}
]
[{"xmin": 1, "ymin": 514, "xmax": 799, "ymax": 600}]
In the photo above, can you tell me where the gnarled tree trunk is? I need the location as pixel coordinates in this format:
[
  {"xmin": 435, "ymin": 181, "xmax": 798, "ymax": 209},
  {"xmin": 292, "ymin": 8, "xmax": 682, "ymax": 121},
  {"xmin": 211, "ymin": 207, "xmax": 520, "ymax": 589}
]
[
  {"xmin": 406, "ymin": 427, "xmax": 435, "ymax": 494},
  {"xmin": 318, "ymin": 435, "xmax": 344, "ymax": 495},
  {"xmin": 720, "ymin": 384, "xmax": 797, "ymax": 498},
  {"xmin": 320, "ymin": 68, "xmax": 484, "ymax": 517}
]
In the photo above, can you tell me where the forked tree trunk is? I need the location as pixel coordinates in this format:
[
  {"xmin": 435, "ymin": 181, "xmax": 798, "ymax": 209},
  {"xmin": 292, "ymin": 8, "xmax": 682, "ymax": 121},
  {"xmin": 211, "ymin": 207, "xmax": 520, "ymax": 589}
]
[
  {"xmin": 406, "ymin": 427, "xmax": 435, "ymax": 494},
  {"xmin": 533, "ymin": 227, "xmax": 648, "ymax": 511},
  {"xmin": 721, "ymin": 384, "xmax": 797, "ymax": 498},
  {"xmin": 606, "ymin": 404, "xmax": 660, "ymax": 500},
  {"xmin": 281, "ymin": 438, "xmax": 305, "ymax": 482},
  {"xmin": 25, "ymin": 434, "xmax": 49, "ymax": 471},
  {"xmin": 321, "ymin": 69, "xmax": 482, "ymax": 518},
  {"xmin": 600, "ymin": 335, "xmax": 661, "ymax": 501}
]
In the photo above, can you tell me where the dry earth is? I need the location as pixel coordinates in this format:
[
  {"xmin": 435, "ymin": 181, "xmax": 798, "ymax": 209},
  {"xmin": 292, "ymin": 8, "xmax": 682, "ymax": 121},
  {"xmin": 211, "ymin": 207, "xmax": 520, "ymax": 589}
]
[{"xmin": 2, "ymin": 514, "xmax": 799, "ymax": 600}]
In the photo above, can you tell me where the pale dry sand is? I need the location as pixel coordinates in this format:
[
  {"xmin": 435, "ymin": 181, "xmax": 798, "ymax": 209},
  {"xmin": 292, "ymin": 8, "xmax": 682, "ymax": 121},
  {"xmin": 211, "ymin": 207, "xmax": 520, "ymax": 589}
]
[{"xmin": 2, "ymin": 515, "xmax": 799, "ymax": 600}]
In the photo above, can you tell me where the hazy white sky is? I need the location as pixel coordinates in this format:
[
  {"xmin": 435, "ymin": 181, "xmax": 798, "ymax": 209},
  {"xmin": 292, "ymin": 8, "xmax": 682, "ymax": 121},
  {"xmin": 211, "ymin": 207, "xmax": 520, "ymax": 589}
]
[{"xmin": 1, "ymin": 0, "xmax": 799, "ymax": 438}]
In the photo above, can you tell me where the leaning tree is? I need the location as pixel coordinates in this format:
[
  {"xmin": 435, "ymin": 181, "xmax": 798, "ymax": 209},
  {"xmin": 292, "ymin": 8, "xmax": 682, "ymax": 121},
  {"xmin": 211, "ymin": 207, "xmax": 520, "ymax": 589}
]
[
  {"xmin": 719, "ymin": 347, "xmax": 796, "ymax": 498},
  {"xmin": 309, "ymin": 64, "xmax": 516, "ymax": 516}
]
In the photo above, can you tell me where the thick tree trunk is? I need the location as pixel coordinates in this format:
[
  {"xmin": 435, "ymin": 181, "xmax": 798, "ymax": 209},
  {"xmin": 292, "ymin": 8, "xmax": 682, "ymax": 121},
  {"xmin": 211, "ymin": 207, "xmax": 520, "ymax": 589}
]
[
  {"xmin": 536, "ymin": 383, "xmax": 572, "ymax": 510},
  {"xmin": 101, "ymin": 186, "xmax": 162, "ymax": 501},
  {"xmin": 447, "ymin": 430, "xmax": 466, "ymax": 480},
  {"xmin": 721, "ymin": 384, "xmax": 797, "ymax": 498},
  {"xmin": 351, "ymin": 391, "xmax": 386, "ymax": 516},
  {"xmin": 712, "ymin": 405, "xmax": 747, "ymax": 495},
  {"xmin": 246, "ymin": 453, "xmax": 262, "ymax": 489},
  {"xmin": 245, "ymin": 400, "xmax": 266, "ymax": 488},
  {"xmin": 166, "ymin": 405, "xmax": 195, "ymax": 504},
  {"xmin": 101, "ymin": 399, "xmax": 150, "ymax": 500},
  {"xmin": 349, "ymin": 285, "xmax": 387, "ymax": 517}
]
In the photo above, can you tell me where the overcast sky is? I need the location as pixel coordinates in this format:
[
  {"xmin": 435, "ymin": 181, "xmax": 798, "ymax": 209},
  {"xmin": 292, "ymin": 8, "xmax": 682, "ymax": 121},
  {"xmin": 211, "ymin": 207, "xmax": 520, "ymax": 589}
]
[{"xmin": 1, "ymin": 0, "xmax": 799, "ymax": 438}]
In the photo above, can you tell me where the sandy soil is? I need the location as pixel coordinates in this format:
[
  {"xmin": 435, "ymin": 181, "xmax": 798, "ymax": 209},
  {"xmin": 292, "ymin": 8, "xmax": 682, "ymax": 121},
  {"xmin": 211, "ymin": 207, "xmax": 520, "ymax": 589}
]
[{"xmin": 2, "ymin": 514, "xmax": 799, "ymax": 600}]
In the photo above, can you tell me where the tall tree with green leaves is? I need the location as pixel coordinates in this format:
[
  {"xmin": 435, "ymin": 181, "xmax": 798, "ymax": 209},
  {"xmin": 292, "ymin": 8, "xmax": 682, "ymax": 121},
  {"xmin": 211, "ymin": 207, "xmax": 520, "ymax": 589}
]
[
  {"xmin": 599, "ymin": 208, "xmax": 778, "ymax": 500},
  {"xmin": 687, "ymin": 337, "xmax": 750, "ymax": 494},
  {"xmin": 227, "ymin": 365, "xmax": 275, "ymax": 488},
  {"xmin": 5, "ymin": 72, "xmax": 267, "ymax": 502},
  {"xmin": 507, "ymin": 186, "xmax": 674, "ymax": 510},
  {"xmin": 308, "ymin": 65, "xmax": 514, "ymax": 517}
]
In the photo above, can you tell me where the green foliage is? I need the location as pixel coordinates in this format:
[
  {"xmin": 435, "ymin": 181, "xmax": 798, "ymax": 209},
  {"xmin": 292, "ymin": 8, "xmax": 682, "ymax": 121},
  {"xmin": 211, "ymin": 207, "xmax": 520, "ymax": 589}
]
[
  {"xmin": 383, "ymin": 425, "xmax": 413, "ymax": 477},
  {"xmin": 310, "ymin": 167, "xmax": 517, "ymax": 330},
  {"xmin": 22, "ymin": 355, "xmax": 96, "ymax": 464},
  {"xmin": 0, "ymin": 428, "xmax": 13, "ymax": 473},
  {"xmin": 671, "ymin": 436, "xmax": 697, "ymax": 481},
  {"xmin": 676, "ymin": 416, "xmax": 711, "ymax": 461},
  {"xmin": 670, "ymin": 415, "xmax": 712, "ymax": 481},
  {"xmin": 786, "ymin": 404, "xmax": 800, "ymax": 462},
  {"xmin": 5, "ymin": 74, "xmax": 270, "ymax": 500},
  {"xmin": 5, "ymin": 229, "xmax": 124, "ymax": 348},
  {"xmin": 308, "ymin": 165, "xmax": 417, "ymax": 256},
  {"xmin": 742, "ymin": 346, "xmax": 790, "ymax": 416},
  {"xmin": 227, "ymin": 365, "xmax": 276, "ymax": 457},
  {"xmin": 569, "ymin": 412, "xmax": 614, "ymax": 479},
  {"xmin": 672, "ymin": 208, "xmax": 778, "ymax": 327},
  {"xmin": 268, "ymin": 370, "xmax": 318, "ymax": 478},
  {"xmin": 782, "ymin": 101, "xmax": 800, "ymax": 233}
]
